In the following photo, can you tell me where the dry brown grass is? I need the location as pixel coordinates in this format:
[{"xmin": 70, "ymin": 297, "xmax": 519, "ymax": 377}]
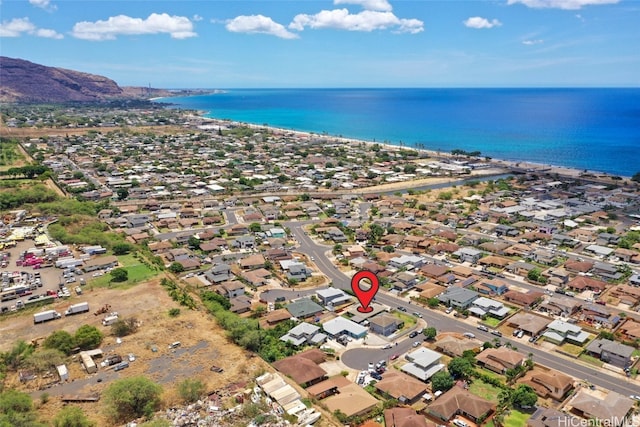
[{"xmin": 0, "ymin": 279, "xmax": 269, "ymax": 426}]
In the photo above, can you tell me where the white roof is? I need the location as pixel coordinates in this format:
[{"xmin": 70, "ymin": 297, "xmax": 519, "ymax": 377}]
[{"xmin": 322, "ymin": 316, "xmax": 368, "ymax": 337}]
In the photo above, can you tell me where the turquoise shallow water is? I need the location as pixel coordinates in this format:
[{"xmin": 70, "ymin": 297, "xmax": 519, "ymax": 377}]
[{"xmin": 159, "ymin": 88, "xmax": 640, "ymax": 177}]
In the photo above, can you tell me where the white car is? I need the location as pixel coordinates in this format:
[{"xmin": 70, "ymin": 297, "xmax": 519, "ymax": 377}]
[
  {"xmin": 412, "ymin": 341, "xmax": 421, "ymax": 347},
  {"xmin": 128, "ymin": 353, "xmax": 136, "ymax": 362},
  {"xmin": 383, "ymin": 344, "xmax": 392, "ymax": 349}
]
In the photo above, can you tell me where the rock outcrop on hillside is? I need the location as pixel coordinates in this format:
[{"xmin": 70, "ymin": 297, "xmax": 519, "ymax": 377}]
[{"xmin": 0, "ymin": 56, "xmax": 124, "ymax": 103}]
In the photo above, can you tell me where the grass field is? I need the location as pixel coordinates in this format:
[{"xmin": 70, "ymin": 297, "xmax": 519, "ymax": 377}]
[
  {"xmin": 483, "ymin": 317, "xmax": 502, "ymax": 327},
  {"xmin": 88, "ymin": 254, "xmax": 159, "ymax": 289},
  {"xmin": 578, "ymin": 353, "xmax": 603, "ymax": 367},
  {"xmin": 504, "ymin": 409, "xmax": 531, "ymax": 427},
  {"xmin": 559, "ymin": 342, "xmax": 585, "ymax": 357},
  {"xmin": 468, "ymin": 378, "xmax": 503, "ymax": 402}
]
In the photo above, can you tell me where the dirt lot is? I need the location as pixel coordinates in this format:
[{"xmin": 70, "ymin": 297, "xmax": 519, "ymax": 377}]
[{"xmin": 0, "ymin": 279, "xmax": 269, "ymax": 426}]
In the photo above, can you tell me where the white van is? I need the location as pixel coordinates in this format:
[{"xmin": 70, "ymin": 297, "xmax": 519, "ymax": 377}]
[{"xmin": 453, "ymin": 420, "xmax": 469, "ymax": 427}]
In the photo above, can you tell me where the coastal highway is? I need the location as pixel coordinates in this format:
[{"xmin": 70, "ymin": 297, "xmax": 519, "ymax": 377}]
[{"xmin": 283, "ymin": 220, "xmax": 640, "ymax": 398}]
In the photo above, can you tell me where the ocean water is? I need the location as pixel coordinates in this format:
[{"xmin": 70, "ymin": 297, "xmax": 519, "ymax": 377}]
[{"xmin": 160, "ymin": 88, "xmax": 640, "ymax": 177}]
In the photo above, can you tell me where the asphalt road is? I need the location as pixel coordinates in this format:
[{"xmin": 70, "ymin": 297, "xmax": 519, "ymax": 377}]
[{"xmin": 284, "ymin": 220, "xmax": 640, "ymax": 397}]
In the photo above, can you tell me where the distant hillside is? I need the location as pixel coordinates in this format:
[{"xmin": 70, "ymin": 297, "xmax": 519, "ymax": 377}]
[{"xmin": 0, "ymin": 56, "xmax": 175, "ymax": 103}]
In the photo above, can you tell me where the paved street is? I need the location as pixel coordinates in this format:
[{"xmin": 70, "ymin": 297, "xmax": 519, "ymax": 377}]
[{"xmin": 283, "ymin": 220, "xmax": 640, "ymax": 397}]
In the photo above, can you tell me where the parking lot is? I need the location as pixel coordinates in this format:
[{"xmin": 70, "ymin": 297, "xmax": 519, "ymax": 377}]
[{"xmin": 0, "ymin": 239, "xmax": 79, "ymax": 313}]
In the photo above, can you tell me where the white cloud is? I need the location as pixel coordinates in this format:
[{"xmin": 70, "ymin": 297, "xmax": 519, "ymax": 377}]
[
  {"xmin": 289, "ymin": 9, "xmax": 424, "ymax": 33},
  {"xmin": 507, "ymin": 0, "xmax": 619, "ymax": 10},
  {"xmin": 29, "ymin": 0, "xmax": 56, "ymax": 11},
  {"xmin": 463, "ymin": 17, "xmax": 502, "ymax": 29},
  {"xmin": 192, "ymin": 14, "xmax": 203, "ymax": 22},
  {"xmin": 0, "ymin": 17, "xmax": 62, "ymax": 38},
  {"xmin": 522, "ymin": 39, "xmax": 544, "ymax": 45},
  {"xmin": 71, "ymin": 13, "xmax": 197, "ymax": 41},
  {"xmin": 333, "ymin": 0, "xmax": 393, "ymax": 12},
  {"xmin": 226, "ymin": 15, "xmax": 299, "ymax": 39}
]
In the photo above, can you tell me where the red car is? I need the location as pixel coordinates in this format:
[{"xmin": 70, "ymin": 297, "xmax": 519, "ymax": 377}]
[{"xmin": 390, "ymin": 354, "xmax": 400, "ymax": 360}]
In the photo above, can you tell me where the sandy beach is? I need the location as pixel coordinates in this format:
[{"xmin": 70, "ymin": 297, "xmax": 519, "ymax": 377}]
[{"xmin": 195, "ymin": 115, "xmax": 631, "ymax": 189}]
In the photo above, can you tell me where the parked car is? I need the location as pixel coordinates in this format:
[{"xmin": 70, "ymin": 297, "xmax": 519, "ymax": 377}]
[
  {"xmin": 390, "ymin": 353, "xmax": 400, "ymax": 360},
  {"xmin": 491, "ymin": 330, "xmax": 503, "ymax": 337},
  {"xmin": 383, "ymin": 343, "xmax": 392, "ymax": 349},
  {"xmin": 397, "ymin": 306, "xmax": 407, "ymax": 312},
  {"xmin": 463, "ymin": 332, "xmax": 475, "ymax": 339},
  {"xmin": 412, "ymin": 341, "xmax": 421, "ymax": 347},
  {"xmin": 477, "ymin": 325, "xmax": 489, "ymax": 332},
  {"xmin": 409, "ymin": 331, "xmax": 418, "ymax": 339}
]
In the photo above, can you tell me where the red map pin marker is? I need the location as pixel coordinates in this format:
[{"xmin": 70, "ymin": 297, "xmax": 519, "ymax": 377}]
[{"xmin": 351, "ymin": 270, "xmax": 379, "ymax": 313}]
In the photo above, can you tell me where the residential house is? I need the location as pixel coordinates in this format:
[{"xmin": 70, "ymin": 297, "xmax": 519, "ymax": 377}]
[
  {"xmin": 539, "ymin": 295, "xmax": 581, "ymax": 317},
  {"xmin": 502, "ymin": 290, "xmax": 544, "ymax": 308},
  {"xmin": 286, "ymin": 263, "xmax": 313, "ymax": 282},
  {"xmin": 581, "ymin": 303, "xmax": 620, "ymax": 328},
  {"xmin": 476, "ymin": 346, "xmax": 527, "ymax": 374},
  {"xmin": 388, "ymin": 255, "xmax": 425, "ymax": 270},
  {"xmin": 232, "ymin": 235, "xmax": 256, "ymax": 250},
  {"xmin": 434, "ymin": 335, "xmax": 482, "ymax": 358},
  {"xmin": 279, "ymin": 322, "xmax": 327, "ymax": 347},
  {"xmin": 506, "ymin": 312, "xmax": 551, "ymax": 338},
  {"xmin": 323, "ymin": 383, "xmax": 379, "ymax": 418},
  {"xmin": 475, "ymin": 279, "xmax": 509, "ymax": 296},
  {"xmin": 527, "ymin": 407, "xmax": 581, "ymax": 427},
  {"xmin": 617, "ymin": 318, "xmax": 640, "ymax": 342},
  {"xmin": 238, "ymin": 253, "xmax": 266, "ymax": 270},
  {"xmin": 428, "ymin": 387, "xmax": 494, "ymax": 423},
  {"xmin": 531, "ymin": 249, "xmax": 556, "ymax": 265},
  {"xmin": 216, "ymin": 281, "xmax": 245, "ymax": 299},
  {"xmin": 204, "ymin": 263, "xmax": 232, "ymax": 284},
  {"xmin": 230, "ymin": 295, "xmax": 252, "ymax": 314},
  {"xmin": 368, "ymin": 313, "xmax": 401, "ymax": 337},
  {"xmin": 520, "ymin": 366, "xmax": 574, "ymax": 400},
  {"xmin": 286, "ymin": 298, "xmax": 324, "ymax": 320},
  {"xmin": 542, "ymin": 319, "xmax": 590, "ymax": 345},
  {"xmin": 391, "ymin": 271, "xmax": 419, "ymax": 291},
  {"xmin": 383, "ymin": 408, "xmax": 430, "ymax": 427},
  {"xmin": 591, "ymin": 262, "xmax": 623, "ymax": 282},
  {"xmin": 585, "ymin": 338, "xmax": 634, "ymax": 368},
  {"xmin": 567, "ymin": 276, "xmax": 608, "ymax": 294},
  {"xmin": 375, "ymin": 373, "xmax": 428, "ymax": 405},
  {"xmin": 400, "ymin": 347, "xmax": 445, "ymax": 382},
  {"xmin": 322, "ymin": 316, "xmax": 368, "ymax": 339},
  {"xmin": 420, "ymin": 264, "xmax": 450, "ymax": 279},
  {"xmin": 469, "ymin": 297, "xmax": 510, "ymax": 319},
  {"xmin": 453, "ymin": 247, "xmax": 483, "ymax": 264},
  {"xmin": 272, "ymin": 350, "xmax": 327, "ymax": 388},
  {"xmin": 437, "ymin": 287, "xmax": 479, "ymax": 310},
  {"xmin": 506, "ymin": 261, "xmax": 537, "ymax": 277},
  {"xmin": 544, "ymin": 267, "xmax": 571, "ymax": 286},
  {"xmin": 568, "ymin": 390, "xmax": 635, "ymax": 427},
  {"xmin": 316, "ymin": 288, "xmax": 352, "ymax": 307}
]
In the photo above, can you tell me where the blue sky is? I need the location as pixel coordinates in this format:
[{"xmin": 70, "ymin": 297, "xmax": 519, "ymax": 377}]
[{"xmin": 1, "ymin": 0, "xmax": 638, "ymax": 88}]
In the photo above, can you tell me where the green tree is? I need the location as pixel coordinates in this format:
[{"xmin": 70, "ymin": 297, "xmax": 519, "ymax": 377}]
[
  {"xmin": 116, "ymin": 188, "xmax": 129, "ymax": 200},
  {"xmin": 111, "ymin": 317, "xmax": 139, "ymax": 337},
  {"xmin": 0, "ymin": 389, "xmax": 45, "ymax": 427},
  {"xmin": 427, "ymin": 297, "xmax": 440, "ymax": 309},
  {"xmin": 527, "ymin": 268, "xmax": 546, "ymax": 284},
  {"xmin": 103, "ymin": 376, "xmax": 163, "ymax": 422},
  {"xmin": 52, "ymin": 406, "xmax": 94, "ymax": 427},
  {"xmin": 423, "ymin": 326, "xmax": 438, "ymax": 341},
  {"xmin": 512, "ymin": 384, "xmax": 538, "ymax": 408},
  {"xmin": 447, "ymin": 357, "xmax": 474, "ymax": 379},
  {"xmin": 1, "ymin": 340, "xmax": 35, "ymax": 370},
  {"xmin": 249, "ymin": 222, "xmax": 262, "ymax": 233},
  {"xmin": 74, "ymin": 325, "xmax": 103, "ymax": 350},
  {"xmin": 368, "ymin": 223, "xmax": 384, "ymax": 244},
  {"xmin": 110, "ymin": 267, "xmax": 128, "ymax": 282},
  {"xmin": 168, "ymin": 262, "xmax": 184, "ymax": 273},
  {"xmin": 187, "ymin": 236, "xmax": 200, "ymax": 249},
  {"xmin": 430, "ymin": 371, "xmax": 454, "ymax": 392},
  {"xmin": 24, "ymin": 349, "xmax": 65, "ymax": 373},
  {"xmin": 43, "ymin": 330, "xmax": 76, "ymax": 355},
  {"xmin": 177, "ymin": 378, "xmax": 205, "ymax": 404},
  {"xmin": 112, "ymin": 243, "xmax": 133, "ymax": 255}
]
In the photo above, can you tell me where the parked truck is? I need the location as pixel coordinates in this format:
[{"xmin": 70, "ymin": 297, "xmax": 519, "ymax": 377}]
[
  {"xmin": 102, "ymin": 313, "xmax": 119, "ymax": 326},
  {"xmin": 34, "ymin": 310, "xmax": 62, "ymax": 324},
  {"xmin": 64, "ymin": 302, "xmax": 90, "ymax": 316}
]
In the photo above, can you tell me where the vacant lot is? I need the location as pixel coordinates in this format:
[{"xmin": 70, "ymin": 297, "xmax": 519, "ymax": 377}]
[{"xmin": 0, "ymin": 279, "xmax": 268, "ymax": 425}]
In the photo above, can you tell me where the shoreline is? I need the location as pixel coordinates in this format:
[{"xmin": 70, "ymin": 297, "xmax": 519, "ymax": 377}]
[{"xmin": 187, "ymin": 114, "xmax": 633, "ymax": 183}]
